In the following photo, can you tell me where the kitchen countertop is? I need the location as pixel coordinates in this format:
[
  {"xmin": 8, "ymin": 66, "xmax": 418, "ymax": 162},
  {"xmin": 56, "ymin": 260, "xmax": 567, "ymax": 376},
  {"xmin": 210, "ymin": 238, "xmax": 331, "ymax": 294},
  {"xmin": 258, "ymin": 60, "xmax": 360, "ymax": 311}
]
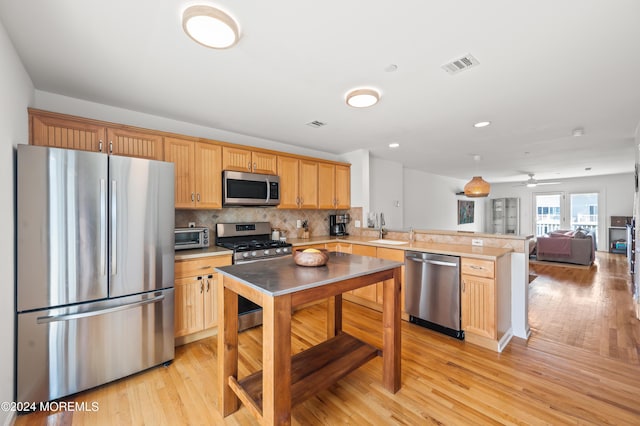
[
  {"xmin": 173, "ymin": 233, "xmax": 515, "ymax": 262},
  {"xmin": 215, "ymin": 251, "xmax": 402, "ymax": 296},
  {"xmin": 174, "ymin": 245, "xmax": 233, "ymax": 261},
  {"xmin": 287, "ymin": 235, "xmax": 513, "ymax": 260}
]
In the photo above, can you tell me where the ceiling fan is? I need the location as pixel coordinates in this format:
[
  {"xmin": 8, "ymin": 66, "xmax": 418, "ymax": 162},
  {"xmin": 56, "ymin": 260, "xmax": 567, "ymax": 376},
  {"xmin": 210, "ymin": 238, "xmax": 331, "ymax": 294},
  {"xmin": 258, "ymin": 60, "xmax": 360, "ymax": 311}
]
[{"xmin": 514, "ymin": 173, "xmax": 562, "ymax": 188}]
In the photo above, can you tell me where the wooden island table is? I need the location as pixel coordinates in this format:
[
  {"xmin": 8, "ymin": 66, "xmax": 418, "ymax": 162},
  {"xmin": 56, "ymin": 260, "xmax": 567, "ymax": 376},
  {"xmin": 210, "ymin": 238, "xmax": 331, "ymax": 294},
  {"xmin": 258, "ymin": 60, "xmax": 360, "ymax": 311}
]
[{"xmin": 215, "ymin": 252, "xmax": 403, "ymax": 425}]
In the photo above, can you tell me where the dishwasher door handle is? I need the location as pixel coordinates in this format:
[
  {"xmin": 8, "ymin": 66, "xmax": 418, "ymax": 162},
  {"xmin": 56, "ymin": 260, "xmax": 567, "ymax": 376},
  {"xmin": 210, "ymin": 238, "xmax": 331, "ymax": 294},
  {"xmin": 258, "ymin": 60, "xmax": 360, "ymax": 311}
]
[{"xmin": 406, "ymin": 257, "xmax": 458, "ymax": 267}]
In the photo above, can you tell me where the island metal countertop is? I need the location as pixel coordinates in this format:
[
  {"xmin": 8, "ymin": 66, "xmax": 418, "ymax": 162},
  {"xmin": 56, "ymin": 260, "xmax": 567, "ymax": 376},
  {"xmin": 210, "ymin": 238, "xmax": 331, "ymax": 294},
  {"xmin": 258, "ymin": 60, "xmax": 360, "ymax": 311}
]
[{"xmin": 215, "ymin": 252, "xmax": 403, "ymax": 297}]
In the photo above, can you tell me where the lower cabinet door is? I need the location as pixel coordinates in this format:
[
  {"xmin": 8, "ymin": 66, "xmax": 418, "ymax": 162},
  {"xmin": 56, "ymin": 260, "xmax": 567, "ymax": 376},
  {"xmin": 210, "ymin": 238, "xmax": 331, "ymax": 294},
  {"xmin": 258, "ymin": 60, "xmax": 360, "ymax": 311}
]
[
  {"xmin": 175, "ymin": 275, "xmax": 204, "ymax": 337},
  {"xmin": 461, "ymin": 274, "xmax": 496, "ymax": 339},
  {"xmin": 203, "ymin": 273, "xmax": 218, "ymax": 330}
]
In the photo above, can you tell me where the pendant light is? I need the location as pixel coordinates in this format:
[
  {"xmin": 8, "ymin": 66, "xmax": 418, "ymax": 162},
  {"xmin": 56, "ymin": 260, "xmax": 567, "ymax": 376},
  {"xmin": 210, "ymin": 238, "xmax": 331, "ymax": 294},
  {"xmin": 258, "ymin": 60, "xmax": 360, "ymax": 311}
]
[{"xmin": 464, "ymin": 155, "xmax": 490, "ymax": 197}]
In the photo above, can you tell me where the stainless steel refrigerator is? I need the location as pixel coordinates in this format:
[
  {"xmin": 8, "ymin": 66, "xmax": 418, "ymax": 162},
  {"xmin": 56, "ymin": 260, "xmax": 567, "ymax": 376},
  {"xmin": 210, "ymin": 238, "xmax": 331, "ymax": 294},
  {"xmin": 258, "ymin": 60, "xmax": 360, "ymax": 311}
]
[{"xmin": 16, "ymin": 145, "xmax": 175, "ymax": 404}]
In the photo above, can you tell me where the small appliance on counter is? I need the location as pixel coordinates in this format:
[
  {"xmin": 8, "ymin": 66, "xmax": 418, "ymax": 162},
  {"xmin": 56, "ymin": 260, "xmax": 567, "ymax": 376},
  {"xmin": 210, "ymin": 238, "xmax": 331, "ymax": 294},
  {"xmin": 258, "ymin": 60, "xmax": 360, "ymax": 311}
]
[
  {"xmin": 329, "ymin": 214, "xmax": 350, "ymax": 236},
  {"xmin": 175, "ymin": 226, "xmax": 209, "ymax": 250}
]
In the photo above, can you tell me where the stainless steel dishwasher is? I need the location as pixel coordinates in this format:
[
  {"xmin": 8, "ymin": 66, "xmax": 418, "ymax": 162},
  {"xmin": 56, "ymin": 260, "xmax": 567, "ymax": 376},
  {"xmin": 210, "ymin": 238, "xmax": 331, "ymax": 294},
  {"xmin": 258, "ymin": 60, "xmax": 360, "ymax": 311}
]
[{"xmin": 405, "ymin": 251, "xmax": 463, "ymax": 339}]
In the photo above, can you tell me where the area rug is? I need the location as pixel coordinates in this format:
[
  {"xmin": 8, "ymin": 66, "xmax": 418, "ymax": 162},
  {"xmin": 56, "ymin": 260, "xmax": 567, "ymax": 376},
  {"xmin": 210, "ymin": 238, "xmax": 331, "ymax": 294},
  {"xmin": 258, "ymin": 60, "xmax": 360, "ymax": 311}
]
[{"xmin": 529, "ymin": 259, "xmax": 594, "ymax": 270}]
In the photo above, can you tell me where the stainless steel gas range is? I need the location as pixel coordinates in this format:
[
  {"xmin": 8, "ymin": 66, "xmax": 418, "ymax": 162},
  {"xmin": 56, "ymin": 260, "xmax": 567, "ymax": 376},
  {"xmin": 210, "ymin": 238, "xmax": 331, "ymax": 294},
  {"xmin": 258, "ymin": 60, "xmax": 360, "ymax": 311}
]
[{"xmin": 215, "ymin": 222, "xmax": 293, "ymax": 331}]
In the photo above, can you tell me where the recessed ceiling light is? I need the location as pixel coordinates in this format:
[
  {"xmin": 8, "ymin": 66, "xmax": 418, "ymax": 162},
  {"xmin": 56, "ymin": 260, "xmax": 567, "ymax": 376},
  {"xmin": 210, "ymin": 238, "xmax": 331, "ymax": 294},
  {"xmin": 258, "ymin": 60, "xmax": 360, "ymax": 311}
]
[
  {"xmin": 182, "ymin": 5, "xmax": 240, "ymax": 49},
  {"xmin": 389, "ymin": 143, "xmax": 400, "ymax": 148},
  {"xmin": 585, "ymin": 167, "xmax": 592, "ymax": 171},
  {"xmin": 572, "ymin": 127, "xmax": 585, "ymax": 137},
  {"xmin": 473, "ymin": 121, "xmax": 491, "ymax": 128},
  {"xmin": 346, "ymin": 88, "xmax": 380, "ymax": 108}
]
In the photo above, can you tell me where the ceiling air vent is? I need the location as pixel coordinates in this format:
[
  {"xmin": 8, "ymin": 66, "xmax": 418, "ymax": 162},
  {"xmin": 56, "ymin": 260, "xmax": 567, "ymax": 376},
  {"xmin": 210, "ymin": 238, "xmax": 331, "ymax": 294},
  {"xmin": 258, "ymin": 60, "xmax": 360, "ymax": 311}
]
[
  {"xmin": 306, "ymin": 120, "xmax": 327, "ymax": 128},
  {"xmin": 441, "ymin": 54, "xmax": 480, "ymax": 75}
]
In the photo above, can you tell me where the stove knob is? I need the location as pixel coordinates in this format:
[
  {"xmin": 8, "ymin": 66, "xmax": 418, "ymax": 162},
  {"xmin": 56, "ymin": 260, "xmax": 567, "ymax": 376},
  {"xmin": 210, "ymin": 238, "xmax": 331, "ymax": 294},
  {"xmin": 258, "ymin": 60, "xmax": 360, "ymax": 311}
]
[
  {"xmin": 264, "ymin": 249, "xmax": 270, "ymax": 255},
  {"xmin": 251, "ymin": 251, "xmax": 257, "ymax": 257},
  {"xmin": 242, "ymin": 252, "xmax": 249, "ymax": 258},
  {"xmin": 283, "ymin": 247, "xmax": 290, "ymax": 253},
  {"xmin": 275, "ymin": 248, "xmax": 282, "ymax": 254}
]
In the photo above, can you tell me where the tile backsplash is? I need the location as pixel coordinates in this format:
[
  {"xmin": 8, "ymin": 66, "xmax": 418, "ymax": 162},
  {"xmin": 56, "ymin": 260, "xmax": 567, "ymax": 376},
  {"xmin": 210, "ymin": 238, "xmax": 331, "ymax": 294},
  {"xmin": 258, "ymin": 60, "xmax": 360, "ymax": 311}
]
[{"xmin": 176, "ymin": 207, "xmax": 363, "ymax": 240}]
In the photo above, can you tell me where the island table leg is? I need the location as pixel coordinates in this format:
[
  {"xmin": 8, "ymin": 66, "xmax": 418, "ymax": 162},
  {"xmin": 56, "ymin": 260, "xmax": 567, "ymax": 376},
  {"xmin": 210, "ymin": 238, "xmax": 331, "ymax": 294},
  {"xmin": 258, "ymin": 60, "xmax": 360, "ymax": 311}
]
[
  {"xmin": 326, "ymin": 294, "xmax": 343, "ymax": 338},
  {"xmin": 382, "ymin": 266, "xmax": 402, "ymax": 393},
  {"xmin": 263, "ymin": 294, "xmax": 293, "ymax": 425},
  {"xmin": 218, "ymin": 282, "xmax": 239, "ymax": 416}
]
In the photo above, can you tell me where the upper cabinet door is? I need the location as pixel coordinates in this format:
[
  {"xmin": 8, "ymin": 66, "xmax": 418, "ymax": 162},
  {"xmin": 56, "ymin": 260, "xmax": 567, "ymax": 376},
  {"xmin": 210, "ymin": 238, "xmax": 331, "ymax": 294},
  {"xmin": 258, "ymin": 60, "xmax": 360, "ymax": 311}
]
[
  {"xmin": 222, "ymin": 147, "xmax": 252, "ymax": 172},
  {"xmin": 335, "ymin": 165, "xmax": 351, "ymax": 209},
  {"xmin": 251, "ymin": 151, "xmax": 277, "ymax": 174},
  {"xmin": 277, "ymin": 156, "xmax": 300, "ymax": 209},
  {"xmin": 299, "ymin": 160, "xmax": 318, "ymax": 209},
  {"xmin": 106, "ymin": 128, "xmax": 164, "ymax": 161},
  {"xmin": 31, "ymin": 113, "xmax": 106, "ymax": 153},
  {"xmin": 194, "ymin": 142, "xmax": 222, "ymax": 209},
  {"xmin": 318, "ymin": 163, "xmax": 336, "ymax": 209},
  {"xmin": 164, "ymin": 137, "xmax": 196, "ymax": 209}
]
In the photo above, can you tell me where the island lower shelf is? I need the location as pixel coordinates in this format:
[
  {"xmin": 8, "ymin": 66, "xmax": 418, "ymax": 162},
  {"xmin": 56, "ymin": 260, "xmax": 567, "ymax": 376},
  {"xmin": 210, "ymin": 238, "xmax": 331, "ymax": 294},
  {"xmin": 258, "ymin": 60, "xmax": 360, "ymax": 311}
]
[{"xmin": 228, "ymin": 332, "xmax": 379, "ymax": 414}]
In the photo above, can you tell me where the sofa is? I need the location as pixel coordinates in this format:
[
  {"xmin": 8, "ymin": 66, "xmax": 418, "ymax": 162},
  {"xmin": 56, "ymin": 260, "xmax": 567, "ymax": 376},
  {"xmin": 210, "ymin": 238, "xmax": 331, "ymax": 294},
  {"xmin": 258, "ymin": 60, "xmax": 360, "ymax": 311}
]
[{"xmin": 533, "ymin": 229, "xmax": 596, "ymax": 266}]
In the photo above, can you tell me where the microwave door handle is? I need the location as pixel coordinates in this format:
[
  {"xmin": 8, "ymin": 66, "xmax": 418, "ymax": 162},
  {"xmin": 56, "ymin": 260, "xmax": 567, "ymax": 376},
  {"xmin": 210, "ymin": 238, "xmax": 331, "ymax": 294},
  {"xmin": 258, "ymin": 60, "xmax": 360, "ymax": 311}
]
[{"xmin": 265, "ymin": 177, "xmax": 270, "ymax": 203}]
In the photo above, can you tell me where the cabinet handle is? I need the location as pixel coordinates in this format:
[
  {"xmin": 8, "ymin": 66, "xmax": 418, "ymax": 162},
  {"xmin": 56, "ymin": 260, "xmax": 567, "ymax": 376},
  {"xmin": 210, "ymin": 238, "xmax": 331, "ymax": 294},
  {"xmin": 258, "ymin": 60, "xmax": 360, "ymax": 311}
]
[
  {"xmin": 253, "ymin": 162, "xmax": 257, "ymax": 171},
  {"xmin": 469, "ymin": 265, "xmax": 484, "ymax": 270},
  {"xmin": 248, "ymin": 161, "xmax": 252, "ymax": 171},
  {"xmin": 462, "ymin": 280, "xmax": 465, "ymax": 292},
  {"xmin": 296, "ymin": 196, "xmax": 300, "ymax": 206},
  {"xmin": 98, "ymin": 140, "xmax": 103, "ymax": 152},
  {"xmin": 191, "ymin": 192, "xmax": 195, "ymax": 202},
  {"xmin": 206, "ymin": 274, "xmax": 213, "ymax": 291},
  {"xmin": 109, "ymin": 141, "xmax": 113, "ymax": 153},
  {"xmin": 197, "ymin": 193, "xmax": 201, "ymax": 202}
]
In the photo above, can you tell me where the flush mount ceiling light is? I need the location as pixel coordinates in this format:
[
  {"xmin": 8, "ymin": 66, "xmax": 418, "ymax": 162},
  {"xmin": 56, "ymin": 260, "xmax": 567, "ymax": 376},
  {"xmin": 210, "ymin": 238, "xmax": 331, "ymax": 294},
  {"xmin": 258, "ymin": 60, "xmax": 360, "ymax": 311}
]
[
  {"xmin": 346, "ymin": 88, "xmax": 380, "ymax": 108},
  {"xmin": 463, "ymin": 155, "xmax": 490, "ymax": 197},
  {"xmin": 389, "ymin": 143, "xmax": 400, "ymax": 148},
  {"xmin": 474, "ymin": 121, "xmax": 491, "ymax": 128},
  {"xmin": 182, "ymin": 5, "xmax": 240, "ymax": 49},
  {"xmin": 572, "ymin": 127, "xmax": 585, "ymax": 137}
]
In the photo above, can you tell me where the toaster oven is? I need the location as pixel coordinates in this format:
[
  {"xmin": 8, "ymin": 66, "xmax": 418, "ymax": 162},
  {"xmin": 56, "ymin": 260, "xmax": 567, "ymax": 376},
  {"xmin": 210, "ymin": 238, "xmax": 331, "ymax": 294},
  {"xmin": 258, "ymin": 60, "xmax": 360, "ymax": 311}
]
[{"xmin": 175, "ymin": 227, "xmax": 209, "ymax": 250}]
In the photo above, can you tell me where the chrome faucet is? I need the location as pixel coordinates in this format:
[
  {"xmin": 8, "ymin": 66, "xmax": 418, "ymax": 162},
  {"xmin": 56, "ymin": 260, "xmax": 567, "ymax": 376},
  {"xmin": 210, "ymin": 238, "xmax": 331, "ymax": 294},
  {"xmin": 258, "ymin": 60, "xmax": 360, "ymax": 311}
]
[{"xmin": 379, "ymin": 212, "xmax": 386, "ymax": 239}]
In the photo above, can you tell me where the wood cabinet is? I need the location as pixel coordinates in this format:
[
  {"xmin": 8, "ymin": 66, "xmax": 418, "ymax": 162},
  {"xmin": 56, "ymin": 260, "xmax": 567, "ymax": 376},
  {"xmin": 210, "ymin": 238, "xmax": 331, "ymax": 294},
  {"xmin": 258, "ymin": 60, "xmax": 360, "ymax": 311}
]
[
  {"xmin": 164, "ymin": 137, "xmax": 222, "ymax": 209},
  {"xmin": 222, "ymin": 146, "xmax": 277, "ymax": 174},
  {"xmin": 277, "ymin": 156, "xmax": 318, "ymax": 209},
  {"xmin": 318, "ymin": 163, "xmax": 351, "ymax": 209},
  {"xmin": 30, "ymin": 109, "xmax": 163, "ymax": 160},
  {"xmin": 341, "ymin": 245, "xmax": 406, "ymax": 317},
  {"xmin": 461, "ymin": 256, "xmax": 511, "ymax": 352},
  {"xmin": 174, "ymin": 255, "xmax": 232, "ymax": 339},
  {"xmin": 349, "ymin": 245, "xmax": 377, "ymax": 302}
]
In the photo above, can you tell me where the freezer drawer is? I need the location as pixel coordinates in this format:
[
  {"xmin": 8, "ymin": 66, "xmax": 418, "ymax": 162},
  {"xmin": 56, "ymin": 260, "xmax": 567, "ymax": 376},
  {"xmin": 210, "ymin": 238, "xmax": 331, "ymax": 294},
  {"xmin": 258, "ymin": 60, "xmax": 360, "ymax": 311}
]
[{"xmin": 16, "ymin": 289, "xmax": 174, "ymax": 404}]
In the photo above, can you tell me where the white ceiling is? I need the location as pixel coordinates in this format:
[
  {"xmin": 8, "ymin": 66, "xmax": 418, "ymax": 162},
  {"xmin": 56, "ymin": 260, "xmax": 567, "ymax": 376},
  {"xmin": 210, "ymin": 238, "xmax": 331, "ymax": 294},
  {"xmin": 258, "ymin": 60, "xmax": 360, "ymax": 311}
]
[{"xmin": 1, "ymin": 0, "xmax": 639, "ymax": 183}]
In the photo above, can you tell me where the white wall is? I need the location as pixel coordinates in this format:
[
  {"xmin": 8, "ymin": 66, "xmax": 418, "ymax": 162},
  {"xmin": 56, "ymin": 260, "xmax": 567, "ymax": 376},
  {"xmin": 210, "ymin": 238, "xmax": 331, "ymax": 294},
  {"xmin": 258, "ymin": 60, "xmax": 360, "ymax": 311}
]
[
  {"xmin": 0, "ymin": 19, "xmax": 34, "ymax": 425},
  {"xmin": 490, "ymin": 173, "xmax": 634, "ymax": 249},
  {"xmin": 34, "ymin": 90, "xmax": 343, "ymax": 163},
  {"xmin": 370, "ymin": 157, "xmax": 404, "ymax": 229},
  {"xmin": 403, "ymin": 168, "xmax": 486, "ymax": 232},
  {"xmin": 340, "ymin": 149, "xmax": 370, "ymax": 216}
]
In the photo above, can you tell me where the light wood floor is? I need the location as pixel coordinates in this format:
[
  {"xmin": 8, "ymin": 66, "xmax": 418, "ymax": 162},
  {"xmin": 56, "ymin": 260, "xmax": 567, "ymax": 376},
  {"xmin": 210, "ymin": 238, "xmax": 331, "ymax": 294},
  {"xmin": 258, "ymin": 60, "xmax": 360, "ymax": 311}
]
[{"xmin": 16, "ymin": 252, "xmax": 640, "ymax": 425}]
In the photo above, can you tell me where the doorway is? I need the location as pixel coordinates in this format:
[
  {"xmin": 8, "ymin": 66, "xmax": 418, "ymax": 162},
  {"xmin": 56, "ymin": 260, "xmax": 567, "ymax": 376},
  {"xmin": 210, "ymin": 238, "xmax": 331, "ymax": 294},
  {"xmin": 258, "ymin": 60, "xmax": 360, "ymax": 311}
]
[{"xmin": 534, "ymin": 192, "xmax": 599, "ymax": 237}]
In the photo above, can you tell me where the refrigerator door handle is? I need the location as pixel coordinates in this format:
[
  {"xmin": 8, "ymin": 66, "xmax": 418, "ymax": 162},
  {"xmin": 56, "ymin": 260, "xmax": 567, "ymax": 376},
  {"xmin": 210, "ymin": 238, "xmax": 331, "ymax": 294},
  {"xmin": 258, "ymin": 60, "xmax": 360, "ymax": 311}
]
[
  {"xmin": 100, "ymin": 179, "xmax": 106, "ymax": 275},
  {"xmin": 111, "ymin": 179, "xmax": 117, "ymax": 275},
  {"xmin": 36, "ymin": 294, "xmax": 166, "ymax": 324}
]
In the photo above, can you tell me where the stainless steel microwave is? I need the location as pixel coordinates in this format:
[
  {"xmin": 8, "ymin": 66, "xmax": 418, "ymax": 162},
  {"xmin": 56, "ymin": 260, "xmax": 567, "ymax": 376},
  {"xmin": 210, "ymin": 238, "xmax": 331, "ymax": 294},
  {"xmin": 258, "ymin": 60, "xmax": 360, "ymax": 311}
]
[
  {"xmin": 222, "ymin": 170, "xmax": 280, "ymax": 206},
  {"xmin": 175, "ymin": 227, "xmax": 209, "ymax": 250}
]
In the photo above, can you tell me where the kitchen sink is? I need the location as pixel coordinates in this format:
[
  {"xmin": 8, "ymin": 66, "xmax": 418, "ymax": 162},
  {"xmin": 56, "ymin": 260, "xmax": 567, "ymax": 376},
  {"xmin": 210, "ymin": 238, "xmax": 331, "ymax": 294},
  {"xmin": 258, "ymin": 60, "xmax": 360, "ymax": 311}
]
[{"xmin": 368, "ymin": 239, "xmax": 408, "ymax": 245}]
